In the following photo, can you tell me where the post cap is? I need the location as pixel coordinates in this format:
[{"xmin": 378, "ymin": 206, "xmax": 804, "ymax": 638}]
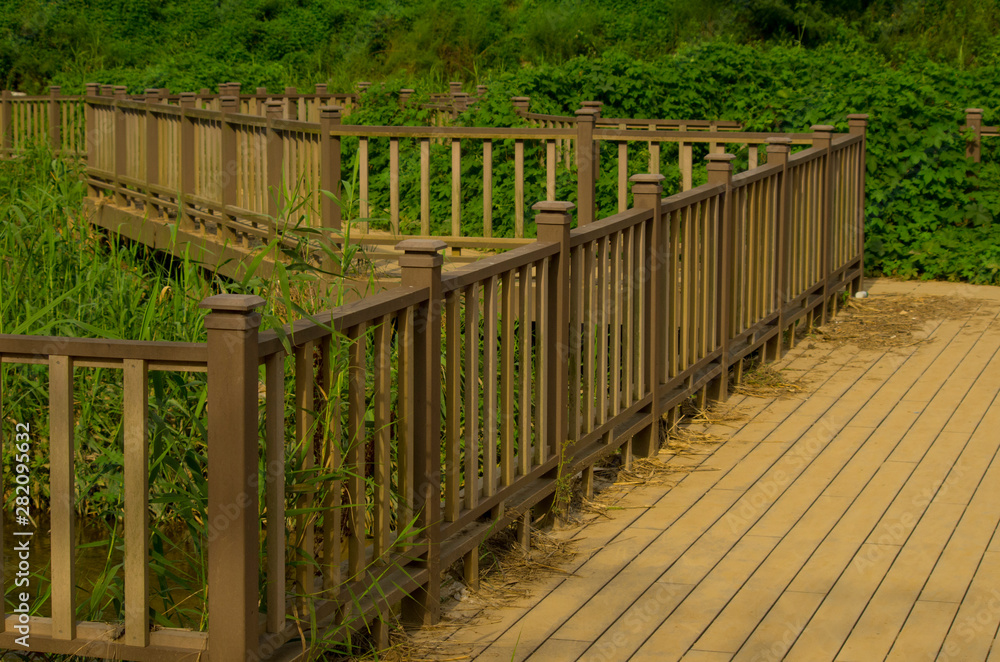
[
  {"xmin": 966, "ymin": 108, "xmax": 983, "ymax": 115},
  {"xmin": 264, "ymin": 100, "xmax": 283, "ymax": 115},
  {"xmin": 510, "ymin": 96, "xmax": 530, "ymax": 102},
  {"xmin": 400, "ymin": 88, "xmax": 415, "ymax": 94},
  {"xmin": 319, "ymin": 105, "xmax": 343, "ymax": 119},
  {"xmin": 575, "ymin": 108, "xmax": 599, "ymax": 118},
  {"xmin": 315, "ymin": 83, "xmax": 327, "ymax": 94},
  {"xmin": 705, "ymin": 153, "xmax": 736, "ymax": 162},
  {"xmin": 532, "ymin": 200, "xmax": 576, "ymax": 214},
  {"xmin": 629, "ymin": 173, "xmax": 666, "ymax": 184},
  {"xmin": 198, "ymin": 294, "xmax": 265, "ymax": 312},
  {"xmin": 219, "ymin": 95, "xmax": 238, "ymax": 109},
  {"xmin": 810, "ymin": 124, "xmax": 835, "ymax": 133},
  {"xmin": 477, "ymin": 85, "xmax": 488, "ymax": 94},
  {"xmin": 396, "ymin": 238, "xmax": 447, "ymax": 254},
  {"xmin": 49, "ymin": 86, "xmax": 61, "ymax": 94},
  {"xmin": 846, "ymin": 113, "xmax": 870, "ymax": 121}
]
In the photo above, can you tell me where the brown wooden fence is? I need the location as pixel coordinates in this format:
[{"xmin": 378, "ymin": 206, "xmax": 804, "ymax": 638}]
[
  {"xmin": 74, "ymin": 93, "xmax": 831, "ymax": 268},
  {"xmin": 0, "ymin": 108, "xmax": 867, "ymax": 660}
]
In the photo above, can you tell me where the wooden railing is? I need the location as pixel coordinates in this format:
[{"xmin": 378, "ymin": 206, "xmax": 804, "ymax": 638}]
[
  {"xmin": 74, "ymin": 92, "xmax": 832, "ymax": 266},
  {"xmin": 0, "ymin": 110, "xmax": 868, "ymax": 660}
]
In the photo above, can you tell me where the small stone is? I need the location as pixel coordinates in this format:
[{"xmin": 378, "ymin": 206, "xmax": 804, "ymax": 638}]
[{"xmin": 855, "ymin": 291, "xmax": 869, "ymax": 298}]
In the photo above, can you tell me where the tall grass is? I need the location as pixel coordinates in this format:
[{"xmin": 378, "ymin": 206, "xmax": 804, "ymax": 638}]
[{"xmin": 1, "ymin": 147, "xmax": 417, "ymax": 655}]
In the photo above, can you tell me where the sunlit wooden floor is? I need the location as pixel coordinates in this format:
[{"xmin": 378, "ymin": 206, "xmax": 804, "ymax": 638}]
[{"xmin": 418, "ymin": 278, "xmax": 1000, "ymax": 662}]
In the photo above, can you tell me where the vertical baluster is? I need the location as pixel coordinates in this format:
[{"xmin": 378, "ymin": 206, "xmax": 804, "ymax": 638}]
[
  {"xmin": 395, "ymin": 310, "xmax": 414, "ymax": 551},
  {"xmin": 464, "ymin": 284, "xmax": 481, "ymax": 507},
  {"xmin": 610, "ymin": 232, "xmax": 622, "ymax": 415},
  {"xmin": 421, "ymin": 138, "xmax": 430, "ymax": 234},
  {"xmin": 484, "ymin": 139, "xmax": 493, "ymax": 238},
  {"xmin": 374, "ymin": 317, "xmax": 392, "ymax": 558},
  {"xmin": 500, "ymin": 271, "xmax": 516, "ymax": 486},
  {"xmin": 452, "ymin": 138, "xmax": 461, "ymax": 246},
  {"xmin": 295, "ymin": 343, "xmax": 315, "ymax": 603},
  {"xmin": 518, "ymin": 265, "xmax": 532, "ymax": 476},
  {"xmin": 597, "ymin": 237, "xmax": 609, "ymax": 424},
  {"xmin": 390, "ymin": 137, "xmax": 400, "ymax": 234},
  {"xmin": 515, "ymin": 139, "xmax": 525, "ymax": 237},
  {"xmin": 359, "ymin": 137, "xmax": 369, "ymax": 219},
  {"xmin": 546, "ymin": 139, "xmax": 556, "ymax": 200},
  {"xmin": 346, "ymin": 325, "xmax": 366, "ymax": 580},
  {"xmin": 583, "ymin": 243, "xmax": 596, "ymax": 428},
  {"xmin": 482, "ymin": 277, "xmax": 498, "ymax": 496},
  {"xmin": 618, "ymin": 140, "xmax": 628, "ymax": 212},
  {"xmin": 124, "ymin": 359, "xmax": 149, "ymax": 647},
  {"xmin": 445, "ymin": 293, "xmax": 461, "ymax": 521},
  {"xmin": 50, "ymin": 355, "xmax": 75, "ymax": 641},
  {"xmin": 265, "ymin": 351, "xmax": 287, "ymax": 630}
]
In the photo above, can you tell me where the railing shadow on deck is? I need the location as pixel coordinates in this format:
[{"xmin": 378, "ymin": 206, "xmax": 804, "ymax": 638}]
[{"xmin": 0, "ymin": 105, "xmax": 868, "ymax": 660}]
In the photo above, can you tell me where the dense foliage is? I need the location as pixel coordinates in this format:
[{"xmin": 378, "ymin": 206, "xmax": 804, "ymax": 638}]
[{"xmin": 3, "ymin": 0, "xmax": 1000, "ymax": 93}]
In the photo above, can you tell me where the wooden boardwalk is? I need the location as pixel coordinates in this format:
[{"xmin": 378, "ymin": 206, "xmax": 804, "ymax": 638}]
[{"xmin": 420, "ymin": 278, "xmax": 1000, "ymax": 662}]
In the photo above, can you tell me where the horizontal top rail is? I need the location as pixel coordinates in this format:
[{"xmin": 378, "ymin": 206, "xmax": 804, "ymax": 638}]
[
  {"xmin": 440, "ymin": 241, "xmax": 560, "ymax": 293},
  {"xmin": 592, "ymin": 128, "xmax": 816, "ymax": 144},
  {"xmin": 731, "ymin": 161, "xmax": 784, "ymax": 188},
  {"xmin": 0, "ymin": 334, "xmax": 208, "ymax": 366},
  {"xmin": 596, "ymin": 117, "xmax": 743, "ymax": 130},
  {"xmin": 256, "ymin": 285, "xmax": 429, "ymax": 358},
  {"xmin": 569, "ymin": 206, "xmax": 654, "ymax": 248},
  {"xmin": 326, "ymin": 125, "xmax": 578, "ymax": 140},
  {"xmin": 661, "ymin": 181, "xmax": 727, "ymax": 214}
]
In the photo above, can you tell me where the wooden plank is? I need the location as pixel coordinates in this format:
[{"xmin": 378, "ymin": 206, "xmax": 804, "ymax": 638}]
[
  {"xmin": 482, "ymin": 276, "xmax": 498, "ymax": 497},
  {"xmin": 294, "ymin": 342, "xmax": 315, "ymax": 606},
  {"xmin": 373, "ymin": 317, "xmax": 392, "ymax": 558},
  {"xmin": 445, "ymin": 293, "xmax": 461, "ymax": 521},
  {"xmin": 420, "ymin": 138, "xmax": 430, "ymax": 234},
  {"xmin": 518, "ymin": 264, "xmax": 532, "ymax": 477},
  {"xmin": 389, "ymin": 138, "xmax": 400, "ymax": 234},
  {"xmin": 346, "ymin": 324, "xmax": 366, "ymax": 579},
  {"xmin": 49, "ymin": 355, "xmax": 76, "ymax": 641},
  {"xmin": 500, "ymin": 270, "xmax": 516, "ymax": 486},
  {"xmin": 123, "ymin": 359, "xmax": 149, "ymax": 647},
  {"xmin": 515, "ymin": 139, "xmax": 525, "ymax": 237},
  {"xmin": 483, "ymin": 140, "xmax": 493, "ymax": 238},
  {"xmin": 464, "ymin": 284, "xmax": 481, "ymax": 510},
  {"xmin": 265, "ymin": 351, "xmax": 287, "ymax": 631}
]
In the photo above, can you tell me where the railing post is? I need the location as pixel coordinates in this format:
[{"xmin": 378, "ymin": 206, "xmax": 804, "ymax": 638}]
[
  {"xmin": 847, "ymin": 113, "xmax": 870, "ymax": 295},
  {"xmin": 511, "ymin": 96, "xmax": 530, "ymax": 117},
  {"xmin": 811, "ymin": 124, "xmax": 834, "ymax": 324},
  {"xmin": 396, "ymin": 238, "xmax": 445, "ymax": 627},
  {"xmin": 144, "ymin": 89, "xmax": 160, "ymax": 218},
  {"xmin": 453, "ymin": 92, "xmax": 469, "ymax": 117},
  {"xmin": 179, "ymin": 92, "xmax": 197, "ymax": 231},
  {"xmin": 84, "ymin": 84, "xmax": 99, "ymax": 195},
  {"xmin": 265, "ymin": 100, "xmax": 284, "ymax": 239},
  {"xmin": 965, "ymin": 108, "xmax": 983, "ymax": 163},
  {"xmin": 707, "ymin": 153, "xmax": 735, "ymax": 402},
  {"xmin": 199, "ymin": 293, "xmax": 265, "ymax": 662},
  {"xmin": 575, "ymin": 108, "xmax": 598, "ymax": 226},
  {"xmin": 219, "ymin": 95, "xmax": 239, "ymax": 244},
  {"xmin": 319, "ymin": 105, "xmax": 343, "ymax": 274},
  {"xmin": 48, "ymin": 86, "xmax": 61, "ymax": 153},
  {"xmin": 2, "ymin": 90, "xmax": 12, "ymax": 157},
  {"xmin": 533, "ymin": 201, "xmax": 573, "ymax": 462},
  {"xmin": 630, "ymin": 174, "xmax": 666, "ymax": 456},
  {"xmin": 765, "ymin": 137, "xmax": 792, "ymax": 362},
  {"xmin": 100, "ymin": 84, "xmax": 114, "ymax": 97},
  {"xmin": 283, "ymin": 86, "xmax": 297, "ymax": 119},
  {"xmin": 581, "ymin": 101, "xmax": 602, "ymax": 186},
  {"xmin": 399, "ymin": 88, "xmax": 414, "ymax": 105},
  {"xmin": 113, "ymin": 86, "xmax": 127, "ymax": 206}
]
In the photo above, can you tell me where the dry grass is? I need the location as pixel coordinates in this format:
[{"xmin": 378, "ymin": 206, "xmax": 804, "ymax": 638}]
[
  {"xmin": 814, "ymin": 293, "xmax": 989, "ymax": 350},
  {"xmin": 732, "ymin": 363, "xmax": 807, "ymax": 398}
]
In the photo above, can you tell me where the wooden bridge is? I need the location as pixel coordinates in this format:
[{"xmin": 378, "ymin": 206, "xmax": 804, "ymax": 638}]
[
  {"xmin": 425, "ymin": 279, "xmax": 1000, "ymax": 662},
  {"xmin": 0, "ymin": 82, "xmax": 867, "ymax": 661}
]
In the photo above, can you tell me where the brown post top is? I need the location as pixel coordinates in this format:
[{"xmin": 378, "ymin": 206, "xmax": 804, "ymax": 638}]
[
  {"xmin": 179, "ymin": 92, "xmax": 196, "ymax": 107},
  {"xmin": 219, "ymin": 95, "xmax": 238, "ymax": 111},
  {"xmin": 706, "ymin": 153, "xmax": 735, "ymax": 185},
  {"xmin": 320, "ymin": 105, "xmax": 343, "ymax": 119},
  {"xmin": 766, "ymin": 137, "xmax": 792, "ymax": 164},
  {"xmin": 199, "ymin": 293, "xmax": 265, "ymax": 313},
  {"xmin": 314, "ymin": 83, "xmax": 328, "ymax": 94},
  {"xmin": 113, "ymin": 85, "xmax": 127, "ymax": 99},
  {"xmin": 629, "ymin": 173, "xmax": 666, "ymax": 188},
  {"xmin": 85, "ymin": 83, "xmax": 100, "ymax": 97},
  {"xmin": 966, "ymin": 108, "xmax": 984, "ymax": 116},
  {"xmin": 396, "ymin": 238, "xmax": 447, "ymax": 258},
  {"xmin": 264, "ymin": 100, "xmax": 283, "ymax": 117},
  {"xmin": 49, "ymin": 86, "xmax": 60, "ymax": 95}
]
